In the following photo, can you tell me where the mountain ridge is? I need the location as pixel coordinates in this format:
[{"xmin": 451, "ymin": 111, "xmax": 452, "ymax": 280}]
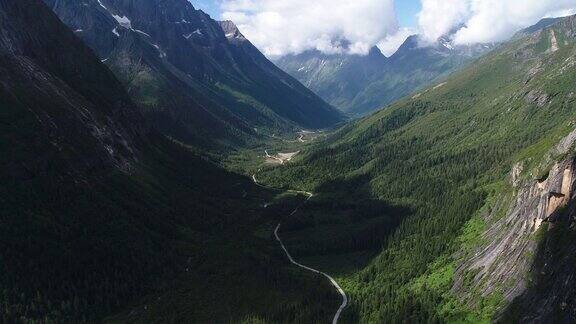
[
  {"xmin": 275, "ymin": 31, "xmax": 494, "ymax": 115},
  {"xmin": 45, "ymin": 0, "xmax": 343, "ymax": 151}
]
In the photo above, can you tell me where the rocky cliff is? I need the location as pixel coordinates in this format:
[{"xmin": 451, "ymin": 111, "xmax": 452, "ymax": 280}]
[
  {"xmin": 453, "ymin": 128, "xmax": 576, "ymax": 322},
  {"xmin": 1, "ymin": 0, "xmax": 146, "ymax": 179}
]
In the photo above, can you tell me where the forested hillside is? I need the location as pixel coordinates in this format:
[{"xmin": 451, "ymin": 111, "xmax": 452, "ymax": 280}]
[
  {"xmin": 0, "ymin": 1, "xmax": 338, "ymax": 322},
  {"xmin": 259, "ymin": 15, "xmax": 576, "ymax": 322}
]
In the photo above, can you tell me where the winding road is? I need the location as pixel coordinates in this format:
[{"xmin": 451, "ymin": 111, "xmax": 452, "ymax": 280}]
[{"xmin": 252, "ymin": 172, "xmax": 348, "ymax": 323}]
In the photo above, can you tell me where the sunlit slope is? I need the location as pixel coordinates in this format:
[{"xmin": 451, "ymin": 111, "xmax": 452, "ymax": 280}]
[{"xmin": 259, "ymin": 15, "xmax": 576, "ymax": 322}]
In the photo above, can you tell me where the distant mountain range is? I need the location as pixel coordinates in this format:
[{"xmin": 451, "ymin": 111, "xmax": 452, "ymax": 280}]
[
  {"xmin": 44, "ymin": 0, "xmax": 343, "ymax": 150},
  {"xmin": 275, "ymin": 34, "xmax": 494, "ymax": 115}
]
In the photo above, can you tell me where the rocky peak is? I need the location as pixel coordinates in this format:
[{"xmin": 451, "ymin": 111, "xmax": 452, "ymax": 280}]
[
  {"xmin": 218, "ymin": 20, "xmax": 245, "ymax": 41},
  {"xmin": 368, "ymin": 45, "xmax": 386, "ymax": 59}
]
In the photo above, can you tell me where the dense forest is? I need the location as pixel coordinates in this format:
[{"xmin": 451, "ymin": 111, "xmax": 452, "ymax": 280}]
[
  {"xmin": 260, "ymin": 19, "xmax": 576, "ymax": 322},
  {"xmin": 0, "ymin": 1, "xmax": 339, "ymax": 322}
]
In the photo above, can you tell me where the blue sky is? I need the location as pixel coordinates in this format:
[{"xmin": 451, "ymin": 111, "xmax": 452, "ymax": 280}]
[
  {"xmin": 189, "ymin": 0, "xmax": 422, "ymax": 28},
  {"xmin": 189, "ymin": 0, "xmax": 220, "ymax": 19},
  {"xmin": 395, "ymin": 0, "xmax": 421, "ymax": 27}
]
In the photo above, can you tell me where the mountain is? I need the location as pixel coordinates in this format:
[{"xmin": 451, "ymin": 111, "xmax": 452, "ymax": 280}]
[
  {"xmin": 275, "ymin": 34, "xmax": 493, "ymax": 115},
  {"xmin": 515, "ymin": 17, "xmax": 563, "ymax": 37},
  {"xmin": 258, "ymin": 15, "xmax": 576, "ymax": 322},
  {"xmin": 0, "ymin": 1, "xmax": 339, "ymax": 322},
  {"xmin": 274, "ymin": 46, "xmax": 389, "ymax": 114},
  {"xmin": 43, "ymin": 0, "xmax": 342, "ymax": 150}
]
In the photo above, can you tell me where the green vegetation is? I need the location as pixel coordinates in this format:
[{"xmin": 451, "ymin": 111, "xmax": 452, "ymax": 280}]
[
  {"xmin": 0, "ymin": 129, "xmax": 340, "ymax": 323},
  {"xmin": 5, "ymin": 2, "xmax": 576, "ymax": 323},
  {"xmin": 257, "ymin": 20, "xmax": 576, "ymax": 322},
  {"xmin": 0, "ymin": 2, "xmax": 339, "ymax": 321}
]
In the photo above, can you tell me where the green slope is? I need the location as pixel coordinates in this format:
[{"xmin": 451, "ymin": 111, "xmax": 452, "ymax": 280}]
[
  {"xmin": 258, "ymin": 15, "xmax": 576, "ymax": 322},
  {"xmin": 0, "ymin": 1, "xmax": 338, "ymax": 322}
]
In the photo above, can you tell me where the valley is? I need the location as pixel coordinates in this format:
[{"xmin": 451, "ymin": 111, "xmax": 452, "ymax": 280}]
[{"xmin": 2, "ymin": 0, "xmax": 576, "ymax": 323}]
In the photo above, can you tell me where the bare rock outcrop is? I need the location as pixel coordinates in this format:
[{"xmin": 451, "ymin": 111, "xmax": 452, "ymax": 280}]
[{"xmin": 453, "ymin": 127, "xmax": 576, "ymax": 310}]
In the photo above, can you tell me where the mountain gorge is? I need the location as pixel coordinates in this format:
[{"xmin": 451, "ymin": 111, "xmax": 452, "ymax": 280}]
[
  {"xmin": 276, "ymin": 34, "xmax": 493, "ymax": 115},
  {"xmin": 44, "ymin": 0, "xmax": 342, "ymax": 151}
]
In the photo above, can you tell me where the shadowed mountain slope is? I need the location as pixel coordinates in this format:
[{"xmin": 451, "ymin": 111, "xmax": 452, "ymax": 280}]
[
  {"xmin": 0, "ymin": 1, "xmax": 338, "ymax": 322},
  {"xmin": 44, "ymin": 0, "xmax": 343, "ymax": 150}
]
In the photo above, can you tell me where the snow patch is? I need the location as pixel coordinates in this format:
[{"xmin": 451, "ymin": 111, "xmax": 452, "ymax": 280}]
[
  {"xmin": 185, "ymin": 29, "xmax": 202, "ymax": 39},
  {"xmin": 112, "ymin": 27, "xmax": 120, "ymax": 37},
  {"xmin": 134, "ymin": 29, "xmax": 150, "ymax": 37},
  {"xmin": 112, "ymin": 14, "xmax": 132, "ymax": 29},
  {"xmin": 441, "ymin": 41, "xmax": 454, "ymax": 50},
  {"xmin": 96, "ymin": 0, "xmax": 107, "ymax": 9},
  {"xmin": 152, "ymin": 44, "xmax": 167, "ymax": 58}
]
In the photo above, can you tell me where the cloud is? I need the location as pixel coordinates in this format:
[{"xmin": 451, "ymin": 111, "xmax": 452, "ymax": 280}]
[
  {"xmin": 221, "ymin": 0, "xmax": 400, "ymax": 56},
  {"xmin": 418, "ymin": 0, "xmax": 470, "ymax": 43},
  {"xmin": 417, "ymin": 0, "xmax": 576, "ymax": 45},
  {"xmin": 377, "ymin": 27, "xmax": 417, "ymax": 56}
]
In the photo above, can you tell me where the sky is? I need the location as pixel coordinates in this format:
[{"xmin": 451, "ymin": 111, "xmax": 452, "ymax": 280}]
[
  {"xmin": 189, "ymin": 0, "xmax": 576, "ymax": 57},
  {"xmin": 191, "ymin": 0, "xmax": 422, "ymax": 28}
]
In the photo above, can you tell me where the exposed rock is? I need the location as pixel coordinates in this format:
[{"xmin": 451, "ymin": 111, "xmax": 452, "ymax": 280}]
[
  {"xmin": 0, "ymin": 0, "xmax": 145, "ymax": 178},
  {"xmin": 524, "ymin": 62, "xmax": 543, "ymax": 84},
  {"xmin": 454, "ymin": 125, "xmax": 576, "ymax": 315},
  {"xmin": 525, "ymin": 89, "xmax": 551, "ymax": 107},
  {"xmin": 511, "ymin": 161, "xmax": 525, "ymax": 187},
  {"xmin": 454, "ymin": 158, "xmax": 574, "ymax": 304},
  {"xmin": 549, "ymin": 29, "xmax": 559, "ymax": 53}
]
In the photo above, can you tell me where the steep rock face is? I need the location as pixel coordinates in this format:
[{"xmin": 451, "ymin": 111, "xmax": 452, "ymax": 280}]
[
  {"xmin": 44, "ymin": 0, "xmax": 342, "ymax": 149},
  {"xmin": 445, "ymin": 17, "xmax": 576, "ymax": 322},
  {"xmin": 454, "ymin": 156, "xmax": 575, "ymax": 301},
  {"xmin": 275, "ymin": 34, "xmax": 493, "ymax": 115},
  {"xmin": 0, "ymin": 0, "xmax": 145, "ymax": 178},
  {"xmin": 453, "ymin": 130, "xmax": 576, "ymax": 322}
]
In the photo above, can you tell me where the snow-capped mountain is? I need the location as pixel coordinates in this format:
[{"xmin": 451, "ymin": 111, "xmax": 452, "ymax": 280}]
[{"xmin": 276, "ymin": 33, "xmax": 495, "ymax": 115}]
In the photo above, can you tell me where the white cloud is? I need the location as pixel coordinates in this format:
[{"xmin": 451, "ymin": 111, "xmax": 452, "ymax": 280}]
[
  {"xmin": 221, "ymin": 0, "xmax": 400, "ymax": 56},
  {"xmin": 418, "ymin": 0, "xmax": 470, "ymax": 43},
  {"xmin": 417, "ymin": 0, "xmax": 576, "ymax": 45},
  {"xmin": 377, "ymin": 27, "xmax": 416, "ymax": 56}
]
